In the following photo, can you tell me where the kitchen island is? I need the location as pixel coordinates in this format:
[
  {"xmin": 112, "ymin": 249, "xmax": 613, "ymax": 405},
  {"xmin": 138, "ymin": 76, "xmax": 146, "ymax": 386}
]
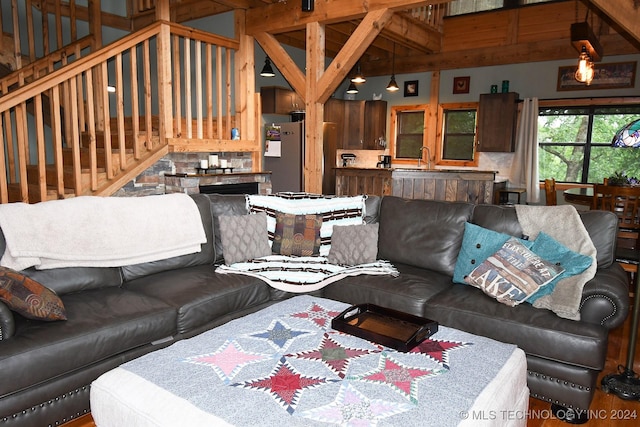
[{"xmin": 335, "ymin": 167, "xmax": 498, "ymax": 204}]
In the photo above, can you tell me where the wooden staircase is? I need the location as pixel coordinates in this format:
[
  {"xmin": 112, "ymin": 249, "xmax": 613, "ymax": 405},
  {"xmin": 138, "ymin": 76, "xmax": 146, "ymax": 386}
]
[{"xmin": 0, "ymin": 2, "xmax": 259, "ymax": 204}]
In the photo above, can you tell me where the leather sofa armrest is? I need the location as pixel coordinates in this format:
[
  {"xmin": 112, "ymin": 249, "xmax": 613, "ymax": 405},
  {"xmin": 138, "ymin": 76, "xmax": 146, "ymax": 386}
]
[
  {"xmin": 0, "ymin": 301, "xmax": 15, "ymax": 340},
  {"xmin": 579, "ymin": 264, "xmax": 630, "ymax": 329}
]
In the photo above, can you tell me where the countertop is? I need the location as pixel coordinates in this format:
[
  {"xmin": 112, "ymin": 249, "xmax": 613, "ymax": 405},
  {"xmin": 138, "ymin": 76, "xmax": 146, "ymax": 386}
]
[{"xmin": 335, "ymin": 167, "xmax": 498, "ymax": 174}]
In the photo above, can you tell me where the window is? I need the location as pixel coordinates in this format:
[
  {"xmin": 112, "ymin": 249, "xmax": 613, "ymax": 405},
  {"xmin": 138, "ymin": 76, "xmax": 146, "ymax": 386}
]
[
  {"xmin": 436, "ymin": 103, "xmax": 479, "ymax": 167},
  {"xmin": 443, "ymin": 109, "xmax": 476, "ymax": 160},
  {"xmin": 538, "ymin": 104, "xmax": 640, "ymax": 184},
  {"xmin": 390, "ymin": 106, "xmax": 429, "ymax": 162}
]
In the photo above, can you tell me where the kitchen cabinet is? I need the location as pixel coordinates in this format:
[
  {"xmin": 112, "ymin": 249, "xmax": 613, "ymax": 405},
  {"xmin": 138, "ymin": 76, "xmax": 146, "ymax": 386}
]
[
  {"xmin": 363, "ymin": 100, "xmax": 387, "ymax": 149},
  {"xmin": 323, "ymin": 99, "xmax": 387, "ymax": 150},
  {"xmin": 336, "ymin": 168, "xmax": 496, "ymax": 203},
  {"xmin": 343, "ymin": 100, "xmax": 365, "ymax": 149},
  {"xmin": 477, "ymin": 92, "xmax": 519, "ymax": 152},
  {"xmin": 260, "ymin": 86, "xmax": 303, "ymax": 115}
]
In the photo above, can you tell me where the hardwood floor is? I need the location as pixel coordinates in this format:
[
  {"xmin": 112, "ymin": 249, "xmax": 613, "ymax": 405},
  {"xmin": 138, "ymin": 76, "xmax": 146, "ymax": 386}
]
[{"xmin": 64, "ymin": 302, "xmax": 640, "ymax": 427}]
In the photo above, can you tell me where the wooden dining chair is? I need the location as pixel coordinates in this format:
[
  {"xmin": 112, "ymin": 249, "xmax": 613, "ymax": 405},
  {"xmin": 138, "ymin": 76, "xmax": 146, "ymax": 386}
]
[
  {"xmin": 544, "ymin": 178, "xmax": 557, "ymax": 206},
  {"xmin": 592, "ymin": 184, "xmax": 640, "ymax": 288}
]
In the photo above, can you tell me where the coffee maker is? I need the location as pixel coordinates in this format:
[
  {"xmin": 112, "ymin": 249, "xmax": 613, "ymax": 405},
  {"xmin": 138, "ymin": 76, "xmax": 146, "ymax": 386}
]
[{"xmin": 376, "ymin": 155, "xmax": 391, "ymax": 168}]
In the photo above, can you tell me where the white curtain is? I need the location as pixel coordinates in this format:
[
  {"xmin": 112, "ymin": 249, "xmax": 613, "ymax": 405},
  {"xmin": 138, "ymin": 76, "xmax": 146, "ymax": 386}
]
[{"xmin": 511, "ymin": 97, "xmax": 540, "ymax": 204}]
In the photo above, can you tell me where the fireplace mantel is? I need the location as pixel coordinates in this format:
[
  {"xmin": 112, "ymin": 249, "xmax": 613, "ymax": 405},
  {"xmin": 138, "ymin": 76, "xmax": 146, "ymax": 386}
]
[{"xmin": 165, "ymin": 172, "xmax": 272, "ymax": 195}]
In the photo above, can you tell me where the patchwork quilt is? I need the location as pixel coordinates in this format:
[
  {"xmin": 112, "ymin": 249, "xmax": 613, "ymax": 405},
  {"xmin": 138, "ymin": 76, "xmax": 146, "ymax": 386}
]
[{"xmin": 110, "ymin": 296, "xmax": 520, "ymax": 427}]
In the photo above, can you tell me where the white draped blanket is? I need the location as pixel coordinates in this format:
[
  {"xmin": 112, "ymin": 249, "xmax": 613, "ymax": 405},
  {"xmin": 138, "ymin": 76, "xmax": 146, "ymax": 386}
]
[
  {"xmin": 216, "ymin": 255, "xmax": 399, "ymax": 293},
  {"xmin": 515, "ymin": 204, "xmax": 597, "ymax": 320},
  {"xmin": 0, "ymin": 194, "xmax": 207, "ymax": 270}
]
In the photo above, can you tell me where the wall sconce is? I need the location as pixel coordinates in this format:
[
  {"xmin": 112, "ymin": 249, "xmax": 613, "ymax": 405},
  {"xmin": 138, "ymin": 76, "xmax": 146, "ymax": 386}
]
[{"xmin": 260, "ymin": 57, "xmax": 275, "ymax": 77}]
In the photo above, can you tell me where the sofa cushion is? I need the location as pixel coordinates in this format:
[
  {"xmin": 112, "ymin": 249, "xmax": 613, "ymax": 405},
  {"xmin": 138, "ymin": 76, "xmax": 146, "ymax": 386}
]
[
  {"xmin": 0, "ymin": 287, "xmax": 176, "ymax": 399},
  {"xmin": 0, "ymin": 229, "xmax": 123, "ymax": 296},
  {"xmin": 423, "ymin": 284, "xmax": 608, "ymax": 370},
  {"xmin": 204, "ymin": 194, "xmax": 250, "ymax": 264},
  {"xmin": 121, "ymin": 194, "xmax": 215, "ymax": 281},
  {"xmin": 471, "ymin": 204, "xmax": 524, "ymax": 237},
  {"xmin": 272, "ymin": 212, "xmax": 322, "ymax": 256},
  {"xmin": 577, "ymin": 210, "xmax": 618, "ymax": 268},
  {"xmin": 218, "ymin": 213, "xmax": 271, "ymax": 264},
  {"xmin": 321, "ymin": 263, "xmax": 452, "ymax": 317},
  {"xmin": 465, "ymin": 238, "xmax": 564, "ymax": 307},
  {"xmin": 377, "ymin": 197, "xmax": 474, "ymax": 275},
  {"xmin": 0, "ymin": 267, "xmax": 67, "ymax": 321},
  {"xmin": 328, "ymin": 223, "xmax": 379, "ymax": 266},
  {"xmin": 364, "ymin": 195, "xmax": 381, "ymax": 224},
  {"xmin": 123, "ymin": 265, "xmax": 271, "ymax": 334}
]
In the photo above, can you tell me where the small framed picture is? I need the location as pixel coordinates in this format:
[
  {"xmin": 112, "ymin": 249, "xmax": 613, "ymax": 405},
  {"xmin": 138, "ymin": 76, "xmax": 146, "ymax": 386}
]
[
  {"xmin": 404, "ymin": 80, "xmax": 419, "ymax": 97},
  {"xmin": 453, "ymin": 76, "xmax": 470, "ymax": 94}
]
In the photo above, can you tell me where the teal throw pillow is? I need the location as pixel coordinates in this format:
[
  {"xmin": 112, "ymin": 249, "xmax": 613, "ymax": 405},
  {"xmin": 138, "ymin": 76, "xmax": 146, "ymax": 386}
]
[
  {"xmin": 453, "ymin": 222, "xmax": 532, "ymax": 285},
  {"xmin": 526, "ymin": 232, "xmax": 593, "ymax": 304},
  {"xmin": 465, "ymin": 238, "xmax": 565, "ymax": 307}
]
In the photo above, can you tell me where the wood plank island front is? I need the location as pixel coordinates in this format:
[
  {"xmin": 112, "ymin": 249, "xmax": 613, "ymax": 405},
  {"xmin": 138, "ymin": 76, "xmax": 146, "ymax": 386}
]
[{"xmin": 334, "ymin": 168, "xmax": 497, "ymax": 204}]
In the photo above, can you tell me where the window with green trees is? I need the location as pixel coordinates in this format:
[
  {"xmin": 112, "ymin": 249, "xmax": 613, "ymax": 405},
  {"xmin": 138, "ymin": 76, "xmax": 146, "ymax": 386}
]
[{"xmin": 538, "ymin": 105, "xmax": 640, "ymax": 184}]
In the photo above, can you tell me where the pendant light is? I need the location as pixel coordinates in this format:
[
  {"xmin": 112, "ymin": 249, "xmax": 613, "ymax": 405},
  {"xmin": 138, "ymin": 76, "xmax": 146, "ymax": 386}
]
[
  {"xmin": 574, "ymin": 46, "xmax": 594, "ymax": 85},
  {"xmin": 260, "ymin": 57, "xmax": 275, "ymax": 77},
  {"xmin": 351, "ymin": 63, "xmax": 366, "ymax": 84},
  {"xmin": 346, "ymin": 81, "xmax": 358, "ymax": 94},
  {"xmin": 386, "ymin": 44, "xmax": 399, "ymax": 92}
]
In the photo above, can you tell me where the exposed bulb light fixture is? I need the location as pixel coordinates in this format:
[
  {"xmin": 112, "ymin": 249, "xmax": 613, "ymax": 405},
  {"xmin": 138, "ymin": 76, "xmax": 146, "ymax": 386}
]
[
  {"xmin": 574, "ymin": 46, "xmax": 594, "ymax": 85},
  {"xmin": 386, "ymin": 76, "xmax": 399, "ymax": 92},
  {"xmin": 260, "ymin": 57, "xmax": 275, "ymax": 77},
  {"xmin": 386, "ymin": 43, "xmax": 399, "ymax": 92},
  {"xmin": 351, "ymin": 63, "xmax": 366, "ymax": 84},
  {"xmin": 346, "ymin": 81, "xmax": 358, "ymax": 94}
]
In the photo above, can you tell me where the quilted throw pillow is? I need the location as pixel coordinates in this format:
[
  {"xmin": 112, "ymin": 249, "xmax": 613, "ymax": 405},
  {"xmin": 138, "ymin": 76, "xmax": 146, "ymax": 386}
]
[
  {"xmin": 328, "ymin": 223, "xmax": 379, "ymax": 265},
  {"xmin": 271, "ymin": 213, "xmax": 322, "ymax": 256},
  {"xmin": 0, "ymin": 266, "xmax": 67, "ymax": 321},
  {"xmin": 465, "ymin": 238, "xmax": 565, "ymax": 307},
  {"xmin": 218, "ymin": 212, "xmax": 272, "ymax": 265}
]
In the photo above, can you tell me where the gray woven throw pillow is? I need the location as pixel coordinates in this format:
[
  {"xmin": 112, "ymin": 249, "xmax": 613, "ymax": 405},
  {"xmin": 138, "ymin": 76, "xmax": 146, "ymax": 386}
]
[
  {"xmin": 328, "ymin": 223, "xmax": 379, "ymax": 266},
  {"xmin": 218, "ymin": 212, "xmax": 271, "ymax": 265}
]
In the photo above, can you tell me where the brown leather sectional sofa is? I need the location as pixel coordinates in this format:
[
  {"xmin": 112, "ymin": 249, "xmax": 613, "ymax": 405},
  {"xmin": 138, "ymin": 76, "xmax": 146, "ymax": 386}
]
[{"xmin": 0, "ymin": 194, "xmax": 629, "ymax": 426}]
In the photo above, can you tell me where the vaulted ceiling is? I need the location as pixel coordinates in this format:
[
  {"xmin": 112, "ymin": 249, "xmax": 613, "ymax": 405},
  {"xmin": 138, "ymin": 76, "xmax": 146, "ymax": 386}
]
[{"xmin": 139, "ymin": 0, "xmax": 640, "ymax": 78}]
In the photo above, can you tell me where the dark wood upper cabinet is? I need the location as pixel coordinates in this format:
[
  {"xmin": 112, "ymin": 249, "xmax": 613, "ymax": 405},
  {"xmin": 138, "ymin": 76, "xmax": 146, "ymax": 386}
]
[
  {"xmin": 261, "ymin": 86, "xmax": 303, "ymax": 115},
  {"xmin": 324, "ymin": 99, "xmax": 387, "ymax": 150},
  {"xmin": 477, "ymin": 92, "xmax": 519, "ymax": 152},
  {"xmin": 363, "ymin": 100, "xmax": 388, "ymax": 150}
]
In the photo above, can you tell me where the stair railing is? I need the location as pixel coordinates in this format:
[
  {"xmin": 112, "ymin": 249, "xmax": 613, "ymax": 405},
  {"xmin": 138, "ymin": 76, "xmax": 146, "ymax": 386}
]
[{"xmin": 0, "ymin": 20, "xmax": 239, "ymax": 203}]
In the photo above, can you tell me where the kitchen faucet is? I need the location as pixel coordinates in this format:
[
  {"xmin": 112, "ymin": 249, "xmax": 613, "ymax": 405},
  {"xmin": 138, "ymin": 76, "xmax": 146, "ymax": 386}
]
[{"xmin": 418, "ymin": 146, "xmax": 431, "ymax": 169}]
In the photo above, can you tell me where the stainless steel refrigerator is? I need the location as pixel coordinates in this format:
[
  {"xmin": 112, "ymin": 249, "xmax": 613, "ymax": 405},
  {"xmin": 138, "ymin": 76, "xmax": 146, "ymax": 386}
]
[
  {"xmin": 264, "ymin": 120, "xmax": 338, "ymax": 194},
  {"xmin": 265, "ymin": 121, "xmax": 304, "ymax": 193}
]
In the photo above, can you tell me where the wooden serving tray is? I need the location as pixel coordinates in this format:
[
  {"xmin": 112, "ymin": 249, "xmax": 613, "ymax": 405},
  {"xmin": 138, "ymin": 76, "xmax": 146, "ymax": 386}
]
[{"xmin": 331, "ymin": 303, "xmax": 438, "ymax": 352}]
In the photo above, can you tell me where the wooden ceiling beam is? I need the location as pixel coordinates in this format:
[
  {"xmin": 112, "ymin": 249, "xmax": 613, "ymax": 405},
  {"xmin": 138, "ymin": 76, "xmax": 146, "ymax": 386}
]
[
  {"xmin": 254, "ymin": 31, "xmax": 306, "ymax": 100},
  {"xmin": 316, "ymin": 8, "xmax": 394, "ymax": 104},
  {"xmin": 245, "ymin": 0, "xmax": 449, "ymax": 35},
  {"xmin": 590, "ymin": 0, "xmax": 640, "ymax": 45},
  {"xmin": 360, "ymin": 32, "xmax": 639, "ymax": 76}
]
